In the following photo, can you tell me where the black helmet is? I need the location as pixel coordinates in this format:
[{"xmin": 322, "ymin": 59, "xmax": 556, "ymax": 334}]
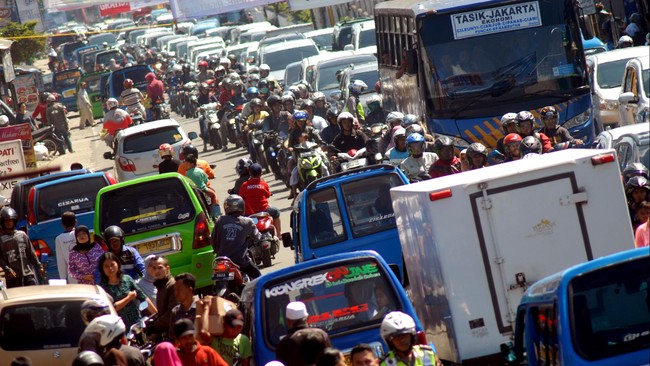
[
  {"xmin": 182, "ymin": 64, "xmax": 190, "ymax": 71},
  {"xmin": 236, "ymin": 158, "xmax": 253, "ymax": 176},
  {"xmin": 520, "ymin": 136, "xmax": 542, "ymax": 155},
  {"xmin": 103, "ymin": 225, "xmax": 125, "ymax": 245},
  {"xmin": 80, "ymin": 299, "xmax": 111, "ymax": 325},
  {"xmin": 623, "ymin": 162, "xmax": 649, "ymax": 184},
  {"xmin": 224, "ymin": 194, "xmax": 245, "ymax": 215},
  {"xmin": 433, "ymin": 136, "xmax": 454, "ymax": 153},
  {"xmin": 301, "ymin": 99, "xmax": 315, "ymax": 110},
  {"xmin": 72, "ymin": 351, "xmax": 105, "ymax": 366},
  {"xmin": 625, "ymin": 176, "xmax": 650, "ymax": 196},
  {"xmin": 266, "ymin": 94, "xmax": 281, "ymax": 106},
  {"xmin": 182, "ymin": 144, "xmax": 199, "ymax": 159},
  {"xmin": 0, "ymin": 207, "xmax": 18, "ymax": 221},
  {"xmin": 326, "ymin": 107, "xmax": 339, "ymax": 119},
  {"xmin": 250, "ymin": 98, "xmax": 263, "ymax": 107},
  {"xmin": 402, "ymin": 114, "xmax": 419, "ymax": 127}
]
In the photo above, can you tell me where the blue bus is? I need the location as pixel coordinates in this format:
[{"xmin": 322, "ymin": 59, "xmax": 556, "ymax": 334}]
[
  {"xmin": 375, "ymin": 0, "xmax": 596, "ymax": 148},
  {"xmin": 512, "ymin": 247, "xmax": 649, "ymax": 365}
]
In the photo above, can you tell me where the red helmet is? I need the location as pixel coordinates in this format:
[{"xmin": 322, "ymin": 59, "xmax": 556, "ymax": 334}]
[
  {"xmin": 123, "ymin": 79, "xmax": 133, "ymax": 88},
  {"xmin": 158, "ymin": 143, "xmax": 173, "ymax": 158},
  {"xmin": 198, "ymin": 60, "xmax": 208, "ymax": 68},
  {"xmin": 504, "ymin": 133, "xmax": 523, "ymax": 145}
]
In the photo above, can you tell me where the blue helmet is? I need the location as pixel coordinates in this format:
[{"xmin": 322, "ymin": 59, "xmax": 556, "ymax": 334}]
[
  {"xmin": 246, "ymin": 87, "xmax": 259, "ymax": 96},
  {"xmin": 406, "ymin": 132, "xmax": 425, "ymax": 144},
  {"xmin": 293, "ymin": 110, "xmax": 308, "ymax": 121}
]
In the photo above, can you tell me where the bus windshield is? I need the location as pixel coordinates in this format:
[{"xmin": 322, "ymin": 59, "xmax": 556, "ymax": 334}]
[{"xmin": 419, "ymin": 1, "xmax": 588, "ymax": 119}]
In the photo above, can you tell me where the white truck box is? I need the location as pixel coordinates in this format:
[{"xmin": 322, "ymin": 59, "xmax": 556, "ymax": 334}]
[{"xmin": 390, "ymin": 149, "xmax": 634, "ymax": 364}]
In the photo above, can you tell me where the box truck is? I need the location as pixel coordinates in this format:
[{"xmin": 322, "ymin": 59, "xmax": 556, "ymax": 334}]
[{"xmin": 390, "ymin": 149, "xmax": 635, "ymax": 365}]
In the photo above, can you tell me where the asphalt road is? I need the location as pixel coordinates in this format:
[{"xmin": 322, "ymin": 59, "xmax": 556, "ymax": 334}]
[{"xmin": 39, "ymin": 110, "xmax": 297, "ymax": 275}]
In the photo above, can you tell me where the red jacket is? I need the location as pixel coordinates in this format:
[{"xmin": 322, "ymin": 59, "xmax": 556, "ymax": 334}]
[
  {"xmin": 177, "ymin": 341, "xmax": 228, "ymax": 366},
  {"xmin": 147, "ymin": 79, "xmax": 165, "ymax": 102},
  {"xmin": 239, "ymin": 177, "xmax": 270, "ymax": 215},
  {"xmin": 32, "ymin": 103, "xmax": 47, "ymax": 125}
]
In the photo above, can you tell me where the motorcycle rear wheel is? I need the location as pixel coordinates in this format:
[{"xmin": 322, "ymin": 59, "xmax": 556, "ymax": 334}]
[
  {"xmin": 262, "ymin": 246, "xmax": 272, "ymax": 268},
  {"xmin": 42, "ymin": 138, "xmax": 58, "ymax": 154}
]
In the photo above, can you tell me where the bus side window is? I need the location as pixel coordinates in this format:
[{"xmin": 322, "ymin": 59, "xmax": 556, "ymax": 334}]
[{"xmin": 530, "ymin": 303, "xmax": 560, "ymax": 366}]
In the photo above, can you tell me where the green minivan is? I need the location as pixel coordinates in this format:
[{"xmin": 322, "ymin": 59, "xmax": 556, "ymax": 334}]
[{"xmin": 94, "ymin": 173, "xmax": 215, "ymax": 289}]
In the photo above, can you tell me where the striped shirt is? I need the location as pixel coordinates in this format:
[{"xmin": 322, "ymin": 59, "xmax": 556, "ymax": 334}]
[{"xmin": 120, "ymin": 88, "xmax": 143, "ymax": 107}]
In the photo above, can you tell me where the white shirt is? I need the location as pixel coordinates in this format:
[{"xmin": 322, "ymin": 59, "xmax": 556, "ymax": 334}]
[
  {"xmin": 55, "ymin": 230, "xmax": 77, "ymax": 284},
  {"xmin": 400, "ymin": 153, "xmax": 439, "ymax": 181}
]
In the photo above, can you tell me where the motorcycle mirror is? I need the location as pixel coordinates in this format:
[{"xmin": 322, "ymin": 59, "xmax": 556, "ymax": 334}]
[
  {"xmin": 103, "ymin": 151, "xmax": 113, "ymax": 160},
  {"xmin": 188, "ymin": 131, "xmax": 198, "ymax": 140},
  {"xmin": 281, "ymin": 232, "xmax": 293, "ymax": 249}
]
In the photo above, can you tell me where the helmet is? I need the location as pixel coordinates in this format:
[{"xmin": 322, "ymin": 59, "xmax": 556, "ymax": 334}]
[
  {"xmin": 504, "ymin": 133, "xmax": 523, "ymax": 145},
  {"xmin": 288, "ymin": 85, "xmax": 300, "ymax": 100},
  {"xmin": 520, "ymin": 136, "xmax": 542, "ymax": 155},
  {"xmin": 173, "ymin": 64, "xmax": 183, "ymax": 72},
  {"xmin": 282, "ymin": 93, "xmax": 295, "ymax": 104},
  {"xmin": 500, "ymin": 113, "xmax": 518, "ymax": 128},
  {"xmin": 516, "ymin": 110, "xmax": 535, "ymax": 125},
  {"xmin": 158, "ymin": 143, "xmax": 173, "ymax": 158},
  {"xmin": 259, "ymin": 64, "xmax": 270, "ymax": 72},
  {"xmin": 326, "ymin": 107, "xmax": 339, "ymax": 119},
  {"xmin": 402, "ymin": 114, "xmax": 419, "ymax": 127},
  {"xmin": 248, "ymin": 73, "xmax": 260, "ymax": 83},
  {"xmin": 83, "ymin": 315, "xmax": 126, "ymax": 347},
  {"xmin": 405, "ymin": 123, "xmax": 423, "ymax": 137},
  {"xmin": 72, "ymin": 351, "xmax": 105, "ymax": 366},
  {"xmin": 250, "ymin": 98, "xmax": 263, "ymax": 107},
  {"xmin": 215, "ymin": 65, "xmax": 226, "ymax": 74},
  {"xmin": 248, "ymin": 65, "xmax": 259, "ymax": 74},
  {"xmin": 224, "ymin": 194, "xmax": 245, "ymax": 215},
  {"xmin": 236, "ymin": 158, "xmax": 253, "ymax": 176},
  {"xmin": 182, "ymin": 144, "xmax": 199, "ymax": 159},
  {"xmin": 301, "ymin": 99, "xmax": 315, "ymax": 110},
  {"xmin": 267, "ymin": 94, "xmax": 282, "ymax": 106},
  {"xmin": 293, "ymin": 110, "xmax": 308, "ymax": 121},
  {"xmin": 232, "ymin": 80, "xmax": 245, "ymax": 91},
  {"xmin": 540, "ymin": 106, "xmax": 559, "ymax": 121},
  {"xmin": 220, "ymin": 58, "xmax": 231, "ymax": 67},
  {"xmin": 227, "ymin": 53, "xmax": 237, "ymax": 61},
  {"xmin": 311, "ymin": 91, "xmax": 326, "ymax": 102},
  {"xmin": 0, "ymin": 207, "xmax": 18, "ymax": 221},
  {"xmin": 380, "ymin": 311, "xmax": 416, "ymax": 344},
  {"xmin": 386, "ymin": 111, "xmax": 405, "ymax": 126},
  {"xmin": 0, "ymin": 115, "xmax": 8, "ymax": 127},
  {"xmin": 40, "ymin": 92, "xmax": 51, "ymax": 103},
  {"xmin": 623, "ymin": 162, "xmax": 649, "ymax": 183},
  {"xmin": 103, "ymin": 225, "xmax": 125, "ymax": 245},
  {"xmin": 406, "ymin": 132, "xmax": 425, "ymax": 144},
  {"xmin": 393, "ymin": 128, "xmax": 406, "ymax": 143},
  {"xmin": 123, "ymin": 78, "xmax": 133, "ymax": 88},
  {"xmin": 337, "ymin": 111, "xmax": 354, "ymax": 123},
  {"xmin": 619, "ymin": 35, "xmax": 633, "ymax": 45},
  {"xmin": 182, "ymin": 64, "xmax": 191, "ymax": 72},
  {"xmin": 366, "ymin": 94, "xmax": 382, "ymax": 110},
  {"xmin": 467, "ymin": 142, "xmax": 488, "ymax": 157},
  {"xmin": 228, "ymin": 72, "xmax": 241, "ymax": 81},
  {"xmin": 434, "ymin": 135, "xmax": 454, "ymax": 152},
  {"xmin": 199, "ymin": 82, "xmax": 209, "ymax": 91},
  {"xmin": 80, "ymin": 299, "xmax": 111, "ymax": 325},
  {"xmin": 625, "ymin": 176, "xmax": 650, "ymax": 196},
  {"xmin": 349, "ymin": 79, "xmax": 368, "ymax": 94},
  {"xmin": 246, "ymin": 86, "xmax": 260, "ymax": 96},
  {"xmin": 296, "ymin": 83, "xmax": 308, "ymax": 94},
  {"xmin": 106, "ymin": 98, "xmax": 119, "ymax": 109}
]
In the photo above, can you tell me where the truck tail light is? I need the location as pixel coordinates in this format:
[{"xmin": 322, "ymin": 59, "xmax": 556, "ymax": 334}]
[
  {"xmin": 591, "ymin": 153, "xmax": 615, "ymax": 165},
  {"xmin": 429, "ymin": 189, "xmax": 452, "ymax": 201},
  {"xmin": 27, "ymin": 188, "xmax": 36, "ymax": 226},
  {"xmin": 118, "ymin": 157, "xmax": 136, "ymax": 172},
  {"xmin": 193, "ymin": 212, "xmax": 211, "ymax": 249},
  {"xmin": 32, "ymin": 239, "xmax": 52, "ymax": 258}
]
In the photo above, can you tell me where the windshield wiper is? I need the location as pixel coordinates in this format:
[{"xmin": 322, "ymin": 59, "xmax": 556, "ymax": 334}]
[
  {"xmin": 450, "ymin": 79, "xmax": 513, "ymax": 119},
  {"xmin": 524, "ymin": 85, "xmax": 590, "ymax": 99}
]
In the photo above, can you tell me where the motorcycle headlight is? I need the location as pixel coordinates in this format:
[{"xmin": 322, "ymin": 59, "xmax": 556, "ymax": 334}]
[
  {"xmin": 605, "ymin": 100, "xmax": 618, "ymax": 110},
  {"xmin": 562, "ymin": 107, "xmax": 592, "ymax": 130}
]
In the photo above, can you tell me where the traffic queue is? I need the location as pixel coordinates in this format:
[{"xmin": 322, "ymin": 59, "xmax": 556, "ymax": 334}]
[{"xmin": 1, "ymin": 2, "xmax": 649, "ymax": 366}]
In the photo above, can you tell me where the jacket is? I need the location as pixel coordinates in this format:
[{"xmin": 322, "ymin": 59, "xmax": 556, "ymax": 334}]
[
  {"xmin": 276, "ymin": 324, "xmax": 332, "ymax": 366},
  {"xmin": 177, "ymin": 341, "xmax": 228, "ymax": 366},
  {"xmin": 152, "ymin": 275, "xmax": 177, "ymax": 334},
  {"xmin": 211, "ymin": 215, "xmax": 260, "ymax": 268},
  {"xmin": 380, "ymin": 345, "xmax": 439, "ymax": 366},
  {"xmin": 0, "ymin": 230, "xmax": 41, "ymax": 278}
]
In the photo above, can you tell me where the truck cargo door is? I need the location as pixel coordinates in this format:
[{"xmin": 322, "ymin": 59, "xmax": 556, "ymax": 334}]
[{"xmin": 470, "ymin": 173, "xmax": 591, "ymax": 334}]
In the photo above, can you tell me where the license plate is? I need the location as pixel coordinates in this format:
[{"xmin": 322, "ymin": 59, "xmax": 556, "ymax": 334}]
[
  {"xmin": 212, "ymin": 272, "xmax": 234, "ymax": 281},
  {"xmin": 134, "ymin": 237, "xmax": 173, "ymax": 256}
]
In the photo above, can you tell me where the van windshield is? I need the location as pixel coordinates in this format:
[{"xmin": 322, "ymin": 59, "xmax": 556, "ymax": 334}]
[
  {"xmin": 569, "ymin": 256, "xmax": 650, "ymax": 360},
  {"xmin": 36, "ymin": 176, "xmax": 108, "ymax": 222},
  {"xmin": 98, "ymin": 177, "xmax": 196, "ymax": 235},
  {"xmin": 262, "ymin": 258, "xmax": 401, "ymax": 347},
  {"xmin": 264, "ymin": 45, "xmax": 319, "ymax": 72}
]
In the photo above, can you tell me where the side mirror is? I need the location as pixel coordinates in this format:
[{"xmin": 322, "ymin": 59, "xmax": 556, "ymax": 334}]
[
  {"xmin": 618, "ymin": 92, "xmax": 637, "ymax": 105},
  {"xmin": 406, "ymin": 49, "xmax": 418, "ymax": 74},
  {"xmin": 329, "ymin": 90, "xmax": 341, "ymax": 101},
  {"xmin": 188, "ymin": 131, "xmax": 198, "ymax": 140},
  {"xmin": 281, "ymin": 232, "xmax": 293, "ymax": 249},
  {"xmin": 343, "ymin": 44, "xmax": 354, "ymax": 51},
  {"xmin": 103, "ymin": 151, "xmax": 113, "ymax": 160}
]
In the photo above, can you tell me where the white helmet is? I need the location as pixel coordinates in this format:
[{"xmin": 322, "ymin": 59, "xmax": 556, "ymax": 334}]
[
  {"xmin": 83, "ymin": 314, "xmax": 126, "ymax": 347},
  {"xmin": 386, "ymin": 111, "xmax": 404, "ymax": 126},
  {"xmin": 349, "ymin": 79, "xmax": 368, "ymax": 94},
  {"xmin": 172, "ymin": 64, "xmax": 182, "ymax": 72},
  {"xmin": 259, "ymin": 64, "xmax": 270, "ymax": 72},
  {"xmin": 220, "ymin": 58, "xmax": 231, "ymax": 67},
  {"xmin": 500, "ymin": 112, "xmax": 518, "ymax": 128},
  {"xmin": 106, "ymin": 98, "xmax": 119, "ymax": 109},
  {"xmin": 337, "ymin": 111, "xmax": 354, "ymax": 123},
  {"xmin": 366, "ymin": 94, "xmax": 382, "ymax": 106},
  {"xmin": 393, "ymin": 127, "xmax": 406, "ymax": 143},
  {"xmin": 0, "ymin": 115, "xmax": 9, "ymax": 127},
  {"xmin": 380, "ymin": 311, "xmax": 416, "ymax": 343}
]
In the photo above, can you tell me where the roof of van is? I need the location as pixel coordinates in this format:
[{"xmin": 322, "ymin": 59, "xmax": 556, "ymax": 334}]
[
  {"xmin": 587, "ymin": 46, "xmax": 649, "ymax": 65},
  {"xmin": 261, "ymin": 38, "xmax": 317, "ymax": 53}
]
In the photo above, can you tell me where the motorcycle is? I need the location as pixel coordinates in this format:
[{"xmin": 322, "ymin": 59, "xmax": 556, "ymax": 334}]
[
  {"xmin": 32, "ymin": 125, "xmax": 64, "ymax": 155},
  {"xmin": 248, "ymin": 211, "xmax": 279, "ymax": 268},
  {"xmin": 129, "ymin": 110, "xmax": 144, "ymax": 125},
  {"xmin": 212, "ymin": 256, "xmax": 248, "ymax": 302},
  {"xmin": 151, "ymin": 97, "xmax": 170, "ymax": 121},
  {"xmin": 220, "ymin": 104, "xmax": 244, "ymax": 150},
  {"xmin": 199, "ymin": 103, "xmax": 222, "ymax": 150},
  {"xmin": 295, "ymin": 141, "xmax": 328, "ymax": 189},
  {"xmin": 263, "ymin": 131, "xmax": 286, "ymax": 181},
  {"xmin": 248, "ymin": 120, "xmax": 269, "ymax": 172},
  {"xmin": 127, "ymin": 302, "xmax": 158, "ymax": 360}
]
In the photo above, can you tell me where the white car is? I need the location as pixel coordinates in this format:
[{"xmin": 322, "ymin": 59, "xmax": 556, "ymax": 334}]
[
  {"xmin": 593, "ymin": 122, "xmax": 649, "ymax": 171},
  {"xmin": 586, "ymin": 46, "xmax": 649, "ymax": 129},
  {"xmin": 258, "ymin": 38, "xmax": 319, "ymax": 81},
  {"xmin": 618, "ymin": 53, "xmax": 649, "ymax": 126},
  {"xmin": 108, "ymin": 119, "xmax": 198, "ymax": 182},
  {"xmin": 344, "ymin": 20, "xmax": 377, "ymax": 55}
]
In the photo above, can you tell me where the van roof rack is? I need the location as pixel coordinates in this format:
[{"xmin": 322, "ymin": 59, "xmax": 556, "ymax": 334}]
[{"xmin": 305, "ymin": 164, "xmax": 397, "ymax": 191}]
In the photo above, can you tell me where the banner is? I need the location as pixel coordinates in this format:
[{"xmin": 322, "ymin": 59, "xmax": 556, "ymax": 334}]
[
  {"xmin": 12, "ymin": 73, "xmax": 40, "ymax": 114},
  {"xmin": 15, "ymin": 0, "xmax": 44, "ymax": 32},
  {"xmin": 0, "ymin": 124, "xmax": 36, "ymax": 170},
  {"xmin": 0, "ymin": 139, "xmax": 26, "ymax": 201},
  {"xmin": 130, "ymin": 0, "xmax": 169, "ymax": 10},
  {"xmin": 288, "ymin": 0, "xmax": 352, "ymax": 11},
  {"xmin": 169, "ymin": 0, "xmax": 282, "ymax": 21},
  {"xmin": 99, "ymin": 2, "xmax": 131, "ymax": 16}
]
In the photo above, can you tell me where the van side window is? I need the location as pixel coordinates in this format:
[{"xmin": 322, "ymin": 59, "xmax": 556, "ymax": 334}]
[
  {"xmin": 529, "ymin": 303, "xmax": 559, "ymax": 366},
  {"xmin": 307, "ymin": 188, "xmax": 345, "ymax": 248}
]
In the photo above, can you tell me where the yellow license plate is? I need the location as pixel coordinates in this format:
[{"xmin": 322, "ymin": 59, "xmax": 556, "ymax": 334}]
[{"xmin": 135, "ymin": 237, "xmax": 172, "ymax": 256}]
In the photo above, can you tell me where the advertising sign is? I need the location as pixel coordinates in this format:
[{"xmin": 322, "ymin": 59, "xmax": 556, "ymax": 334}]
[
  {"xmin": 13, "ymin": 73, "xmax": 40, "ymax": 114},
  {"xmin": 0, "ymin": 124, "xmax": 36, "ymax": 170},
  {"xmin": 451, "ymin": 1, "xmax": 542, "ymax": 40},
  {"xmin": 99, "ymin": 2, "xmax": 130, "ymax": 16},
  {"xmin": 15, "ymin": 0, "xmax": 44, "ymax": 32},
  {"xmin": 0, "ymin": 139, "xmax": 27, "ymax": 200},
  {"xmin": 169, "ymin": 0, "xmax": 282, "ymax": 21}
]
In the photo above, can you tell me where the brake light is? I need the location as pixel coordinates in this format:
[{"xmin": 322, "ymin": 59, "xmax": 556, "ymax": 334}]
[
  {"xmin": 118, "ymin": 157, "xmax": 136, "ymax": 172},
  {"xmin": 235, "ymin": 105, "xmax": 243, "ymax": 112},
  {"xmin": 32, "ymin": 239, "xmax": 52, "ymax": 258},
  {"xmin": 104, "ymin": 172, "xmax": 117, "ymax": 184},
  {"xmin": 416, "ymin": 331, "xmax": 428, "ymax": 345},
  {"xmin": 591, "ymin": 153, "xmax": 615, "ymax": 165},
  {"xmin": 28, "ymin": 188, "xmax": 36, "ymax": 226},
  {"xmin": 429, "ymin": 189, "xmax": 452, "ymax": 201},
  {"xmin": 193, "ymin": 212, "xmax": 211, "ymax": 249},
  {"xmin": 216, "ymin": 262, "xmax": 227, "ymax": 272}
]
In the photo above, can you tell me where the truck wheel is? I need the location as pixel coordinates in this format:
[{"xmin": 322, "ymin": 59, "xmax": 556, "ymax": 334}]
[{"xmin": 262, "ymin": 247, "xmax": 272, "ymax": 268}]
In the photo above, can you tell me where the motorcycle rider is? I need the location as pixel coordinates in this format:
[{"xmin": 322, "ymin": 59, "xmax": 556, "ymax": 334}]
[
  {"xmin": 465, "ymin": 142, "xmax": 488, "ymax": 170},
  {"xmin": 400, "ymin": 133, "xmax": 438, "ymax": 182},
  {"xmin": 379, "ymin": 312, "xmax": 441, "ymax": 366},
  {"xmin": 0, "ymin": 207, "xmax": 44, "ymax": 288},
  {"xmin": 178, "ymin": 144, "xmax": 216, "ymax": 182},
  {"xmin": 623, "ymin": 162, "xmax": 649, "ymax": 186},
  {"xmin": 46, "ymin": 94, "xmax": 73, "ymax": 154},
  {"xmin": 301, "ymin": 99, "xmax": 328, "ymax": 131},
  {"xmin": 259, "ymin": 64, "xmax": 280, "ymax": 93},
  {"xmin": 311, "ymin": 91, "xmax": 329, "ymax": 119},
  {"xmin": 502, "ymin": 133, "xmax": 523, "ymax": 162},
  {"xmin": 241, "ymin": 86, "xmax": 261, "ymax": 120},
  {"xmin": 102, "ymin": 98, "xmax": 133, "ymax": 149},
  {"xmin": 145, "ymin": 72, "xmax": 165, "ymax": 121},
  {"xmin": 379, "ymin": 111, "xmax": 404, "ymax": 154},
  {"xmin": 429, "ymin": 136, "xmax": 462, "ymax": 178},
  {"xmin": 262, "ymin": 94, "xmax": 291, "ymax": 138},
  {"xmin": 103, "ymin": 225, "xmax": 146, "ymax": 280},
  {"xmin": 345, "ymin": 80, "xmax": 368, "ymax": 124},
  {"xmin": 320, "ymin": 107, "xmax": 341, "ymax": 144},
  {"xmin": 538, "ymin": 105, "xmax": 582, "ymax": 148},
  {"xmin": 245, "ymin": 98, "xmax": 268, "ymax": 163},
  {"xmin": 258, "ymin": 79, "xmax": 271, "ymax": 100},
  {"xmin": 83, "ymin": 314, "xmax": 146, "ymax": 365},
  {"xmin": 332, "ymin": 112, "xmax": 368, "ymax": 153},
  {"xmin": 520, "ymin": 135, "xmax": 543, "ymax": 158},
  {"xmin": 516, "ymin": 111, "xmax": 553, "ymax": 153},
  {"xmin": 211, "ymin": 195, "xmax": 262, "ymax": 279},
  {"xmin": 196, "ymin": 60, "xmax": 214, "ymax": 83},
  {"xmin": 181, "ymin": 64, "xmax": 195, "ymax": 84},
  {"xmin": 365, "ymin": 95, "xmax": 389, "ymax": 126},
  {"xmin": 281, "ymin": 93, "xmax": 296, "ymax": 114},
  {"xmin": 229, "ymin": 158, "xmax": 253, "ymax": 195},
  {"xmin": 288, "ymin": 110, "xmax": 324, "ymax": 148},
  {"xmin": 385, "ymin": 128, "xmax": 409, "ymax": 164},
  {"xmin": 239, "ymin": 163, "xmax": 282, "ymax": 237},
  {"xmin": 119, "ymin": 78, "xmax": 145, "ymax": 119},
  {"xmin": 495, "ymin": 112, "xmax": 519, "ymax": 156},
  {"xmin": 228, "ymin": 54, "xmax": 245, "ymax": 74},
  {"xmin": 158, "ymin": 143, "xmax": 181, "ymax": 174}
]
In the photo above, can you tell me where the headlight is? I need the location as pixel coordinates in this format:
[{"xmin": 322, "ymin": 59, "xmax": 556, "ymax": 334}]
[
  {"xmin": 563, "ymin": 107, "xmax": 592, "ymax": 130},
  {"xmin": 605, "ymin": 100, "xmax": 619, "ymax": 110}
]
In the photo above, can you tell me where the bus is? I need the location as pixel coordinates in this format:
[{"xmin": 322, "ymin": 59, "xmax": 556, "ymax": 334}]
[{"xmin": 375, "ymin": 0, "xmax": 596, "ymax": 149}]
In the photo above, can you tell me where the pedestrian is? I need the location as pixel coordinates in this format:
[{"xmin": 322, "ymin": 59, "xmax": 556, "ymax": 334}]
[
  {"xmin": 635, "ymin": 201, "xmax": 650, "ymax": 248},
  {"xmin": 350, "ymin": 344, "xmax": 380, "ymax": 366},
  {"xmin": 0, "ymin": 207, "xmax": 44, "ymax": 288},
  {"xmin": 15, "ymin": 102, "xmax": 37, "ymax": 130},
  {"xmin": 275, "ymin": 301, "xmax": 332, "ymax": 366},
  {"xmin": 154, "ymin": 342, "xmax": 183, "ymax": 366},
  {"xmin": 169, "ymin": 273, "xmax": 198, "ymax": 335},
  {"xmin": 68, "ymin": 225, "xmax": 103, "ymax": 285},
  {"xmin": 46, "ymin": 94, "xmax": 73, "ymax": 154},
  {"xmin": 103, "ymin": 225, "xmax": 146, "ymax": 280},
  {"xmin": 173, "ymin": 318, "xmax": 229, "ymax": 366},
  {"xmin": 149, "ymin": 255, "xmax": 178, "ymax": 338},
  {"xmin": 239, "ymin": 162, "xmax": 282, "ymax": 236},
  {"xmin": 54, "ymin": 211, "xmax": 77, "ymax": 283},
  {"xmin": 202, "ymin": 308, "xmax": 253, "ymax": 366},
  {"xmin": 317, "ymin": 348, "xmax": 347, "ymax": 366},
  {"xmin": 77, "ymin": 81, "xmax": 95, "ymax": 129},
  {"xmin": 32, "ymin": 93, "xmax": 49, "ymax": 127},
  {"xmin": 98, "ymin": 251, "xmax": 157, "ymax": 330}
]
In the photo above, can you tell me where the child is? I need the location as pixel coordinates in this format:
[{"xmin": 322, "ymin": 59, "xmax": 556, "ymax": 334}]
[
  {"xmin": 239, "ymin": 163, "xmax": 281, "ymax": 236},
  {"xmin": 634, "ymin": 201, "xmax": 650, "ymax": 248},
  {"xmin": 185, "ymin": 154, "xmax": 220, "ymax": 217},
  {"xmin": 68, "ymin": 225, "xmax": 104, "ymax": 285},
  {"xmin": 55, "ymin": 211, "xmax": 77, "ymax": 283}
]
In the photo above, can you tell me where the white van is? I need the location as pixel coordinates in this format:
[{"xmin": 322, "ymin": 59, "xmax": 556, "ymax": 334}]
[{"xmin": 618, "ymin": 53, "xmax": 650, "ymax": 125}]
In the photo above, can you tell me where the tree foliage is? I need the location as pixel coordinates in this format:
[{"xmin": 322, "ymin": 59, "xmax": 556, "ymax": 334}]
[
  {"xmin": 272, "ymin": 2, "xmax": 312, "ymax": 25},
  {"xmin": 0, "ymin": 21, "xmax": 46, "ymax": 65}
]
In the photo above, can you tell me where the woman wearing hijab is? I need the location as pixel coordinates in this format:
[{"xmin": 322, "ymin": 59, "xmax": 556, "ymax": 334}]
[
  {"xmin": 136, "ymin": 255, "xmax": 158, "ymax": 304},
  {"xmin": 68, "ymin": 225, "xmax": 104, "ymax": 285},
  {"xmin": 153, "ymin": 342, "xmax": 182, "ymax": 366}
]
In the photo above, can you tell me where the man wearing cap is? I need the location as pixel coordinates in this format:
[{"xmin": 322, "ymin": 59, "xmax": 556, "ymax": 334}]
[
  {"xmin": 276, "ymin": 301, "xmax": 331, "ymax": 366},
  {"xmin": 46, "ymin": 94, "xmax": 73, "ymax": 154},
  {"xmin": 174, "ymin": 318, "xmax": 228, "ymax": 366},
  {"xmin": 202, "ymin": 309, "xmax": 253, "ymax": 366}
]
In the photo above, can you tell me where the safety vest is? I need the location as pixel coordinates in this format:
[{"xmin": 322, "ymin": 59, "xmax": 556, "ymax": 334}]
[
  {"xmin": 345, "ymin": 96, "xmax": 366, "ymax": 121},
  {"xmin": 380, "ymin": 345, "xmax": 438, "ymax": 366}
]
